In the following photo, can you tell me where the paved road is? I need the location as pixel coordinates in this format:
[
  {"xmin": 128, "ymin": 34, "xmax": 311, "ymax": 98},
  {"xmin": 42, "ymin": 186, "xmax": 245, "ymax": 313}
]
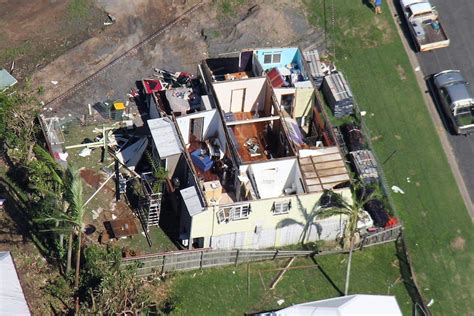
[{"xmin": 411, "ymin": 0, "xmax": 474, "ymax": 201}]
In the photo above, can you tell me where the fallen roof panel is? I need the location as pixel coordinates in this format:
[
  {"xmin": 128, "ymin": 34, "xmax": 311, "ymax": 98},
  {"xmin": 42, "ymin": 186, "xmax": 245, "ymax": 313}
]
[
  {"xmin": 148, "ymin": 117, "xmax": 183, "ymax": 158},
  {"xmin": 181, "ymin": 186, "xmax": 204, "ymax": 216}
]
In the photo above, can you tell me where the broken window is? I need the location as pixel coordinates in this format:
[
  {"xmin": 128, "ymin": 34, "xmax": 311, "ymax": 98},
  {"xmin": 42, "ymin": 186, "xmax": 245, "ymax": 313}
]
[
  {"xmin": 273, "ymin": 200, "xmax": 291, "ymax": 215},
  {"xmin": 217, "ymin": 207, "xmax": 230, "ymax": 223}
]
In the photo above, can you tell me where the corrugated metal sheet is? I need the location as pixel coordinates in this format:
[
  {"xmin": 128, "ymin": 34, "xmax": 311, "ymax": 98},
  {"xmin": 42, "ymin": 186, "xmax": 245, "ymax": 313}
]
[
  {"xmin": 322, "ymin": 72, "xmax": 354, "ymax": 118},
  {"xmin": 181, "ymin": 186, "xmax": 204, "ymax": 216},
  {"xmin": 267, "ymin": 68, "xmax": 285, "ymax": 88},
  {"xmin": 148, "ymin": 117, "xmax": 183, "ymax": 158}
]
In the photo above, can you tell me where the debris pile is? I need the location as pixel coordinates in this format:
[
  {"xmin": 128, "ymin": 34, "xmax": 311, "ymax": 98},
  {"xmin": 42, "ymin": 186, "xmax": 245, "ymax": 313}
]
[{"xmin": 321, "ymin": 71, "xmax": 354, "ymax": 118}]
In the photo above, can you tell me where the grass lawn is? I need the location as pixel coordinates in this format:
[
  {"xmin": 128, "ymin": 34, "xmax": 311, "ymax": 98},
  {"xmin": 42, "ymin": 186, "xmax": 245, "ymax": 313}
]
[
  {"xmin": 304, "ymin": 0, "xmax": 474, "ymax": 314},
  {"xmin": 166, "ymin": 244, "xmax": 412, "ymax": 315}
]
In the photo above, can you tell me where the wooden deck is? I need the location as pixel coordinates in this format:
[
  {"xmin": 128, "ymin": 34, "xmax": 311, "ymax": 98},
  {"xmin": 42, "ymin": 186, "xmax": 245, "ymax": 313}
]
[{"xmin": 298, "ymin": 146, "xmax": 350, "ymax": 193}]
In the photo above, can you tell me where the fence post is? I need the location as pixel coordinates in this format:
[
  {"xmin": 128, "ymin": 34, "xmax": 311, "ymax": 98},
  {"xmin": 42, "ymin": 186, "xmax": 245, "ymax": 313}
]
[
  {"xmin": 235, "ymin": 249, "xmax": 240, "ymax": 267},
  {"xmin": 273, "ymin": 250, "xmax": 279, "ymax": 260},
  {"xmin": 161, "ymin": 255, "xmax": 166, "ymax": 275},
  {"xmin": 200, "ymin": 251, "xmax": 204, "ymax": 270}
]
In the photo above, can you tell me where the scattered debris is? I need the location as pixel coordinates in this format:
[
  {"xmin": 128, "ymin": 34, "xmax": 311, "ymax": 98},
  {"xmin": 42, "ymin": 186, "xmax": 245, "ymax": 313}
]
[
  {"xmin": 406, "ymin": 177, "xmax": 411, "ymax": 183},
  {"xmin": 360, "ymin": 110, "xmax": 367, "ymax": 116},
  {"xmin": 427, "ymin": 299, "xmax": 434, "ymax": 307},
  {"xmin": 350, "ymin": 150, "xmax": 379, "ymax": 184},
  {"xmin": 78, "ymin": 147, "xmax": 92, "ymax": 157},
  {"xmin": 277, "ymin": 299, "xmax": 285, "ymax": 306},
  {"xmin": 322, "ymin": 71, "xmax": 354, "ymax": 118},
  {"xmin": 415, "ymin": 66, "xmax": 421, "ymax": 72},
  {"xmin": 51, "ymin": 80, "xmax": 58, "ymax": 85},
  {"xmin": 270, "ymin": 257, "xmax": 296, "ymax": 290},
  {"xmin": 112, "ymin": 214, "xmax": 117, "ymax": 220},
  {"xmin": 391, "ymin": 185, "xmax": 405, "ymax": 194}
]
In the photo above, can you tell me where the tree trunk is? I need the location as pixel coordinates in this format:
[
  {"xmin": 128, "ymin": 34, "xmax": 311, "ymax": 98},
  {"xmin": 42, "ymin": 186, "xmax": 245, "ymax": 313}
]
[
  {"xmin": 344, "ymin": 237, "xmax": 355, "ymax": 295},
  {"xmin": 66, "ymin": 231, "xmax": 73, "ymax": 273},
  {"xmin": 26, "ymin": 142, "xmax": 35, "ymax": 162},
  {"xmin": 75, "ymin": 230, "xmax": 82, "ymax": 314}
]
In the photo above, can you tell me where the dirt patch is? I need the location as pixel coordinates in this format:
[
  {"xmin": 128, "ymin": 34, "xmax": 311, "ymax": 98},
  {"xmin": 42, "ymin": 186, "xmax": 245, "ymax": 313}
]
[
  {"xmin": 450, "ymin": 236, "xmax": 465, "ymax": 251},
  {"xmin": 396, "ymin": 64, "xmax": 407, "ymax": 80},
  {"xmin": 394, "ymin": 134, "xmax": 402, "ymax": 140},
  {"xmin": 374, "ymin": 15, "xmax": 395, "ymax": 43},
  {"xmin": 0, "ymin": 0, "xmax": 107, "ymax": 81},
  {"xmin": 80, "ymin": 168, "xmax": 104, "ymax": 188},
  {"xmin": 371, "ymin": 135, "xmax": 383, "ymax": 141}
]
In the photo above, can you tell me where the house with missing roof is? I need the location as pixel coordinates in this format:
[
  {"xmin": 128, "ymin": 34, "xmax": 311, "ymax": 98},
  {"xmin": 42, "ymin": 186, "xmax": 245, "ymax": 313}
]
[{"xmin": 143, "ymin": 47, "xmax": 354, "ymax": 249}]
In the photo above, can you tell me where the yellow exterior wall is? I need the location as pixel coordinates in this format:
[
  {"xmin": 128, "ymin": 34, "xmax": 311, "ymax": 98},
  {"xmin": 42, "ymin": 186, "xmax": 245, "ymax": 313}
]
[
  {"xmin": 294, "ymin": 88, "xmax": 314, "ymax": 119},
  {"xmin": 190, "ymin": 187, "xmax": 352, "ymax": 248}
]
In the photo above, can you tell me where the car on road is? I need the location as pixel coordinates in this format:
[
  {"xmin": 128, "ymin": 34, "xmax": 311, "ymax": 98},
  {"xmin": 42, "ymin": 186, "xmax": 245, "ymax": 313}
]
[
  {"xmin": 399, "ymin": 0, "xmax": 450, "ymax": 52},
  {"xmin": 433, "ymin": 70, "xmax": 474, "ymax": 135}
]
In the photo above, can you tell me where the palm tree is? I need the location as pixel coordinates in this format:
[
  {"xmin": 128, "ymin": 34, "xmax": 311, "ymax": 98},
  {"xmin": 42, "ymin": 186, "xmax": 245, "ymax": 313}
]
[
  {"xmin": 316, "ymin": 184, "xmax": 376, "ymax": 296},
  {"xmin": 37, "ymin": 166, "xmax": 86, "ymax": 312}
]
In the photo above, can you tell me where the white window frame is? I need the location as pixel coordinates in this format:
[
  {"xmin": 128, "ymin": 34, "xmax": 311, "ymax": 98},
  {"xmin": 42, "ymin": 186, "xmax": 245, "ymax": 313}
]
[
  {"xmin": 218, "ymin": 204, "xmax": 251, "ymax": 223},
  {"xmin": 273, "ymin": 200, "xmax": 291, "ymax": 215},
  {"xmin": 263, "ymin": 52, "xmax": 282, "ymax": 64},
  {"xmin": 217, "ymin": 208, "xmax": 230, "ymax": 223},
  {"xmin": 231, "ymin": 204, "xmax": 251, "ymax": 220}
]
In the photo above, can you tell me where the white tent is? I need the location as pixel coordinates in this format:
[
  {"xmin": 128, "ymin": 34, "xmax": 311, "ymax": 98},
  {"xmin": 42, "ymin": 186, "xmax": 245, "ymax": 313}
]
[
  {"xmin": 0, "ymin": 252, "xmax": 30, "ymax": 315},
  {"xmin": 272, "ymin": 295, "xmax": 402, "ymax": 316}
]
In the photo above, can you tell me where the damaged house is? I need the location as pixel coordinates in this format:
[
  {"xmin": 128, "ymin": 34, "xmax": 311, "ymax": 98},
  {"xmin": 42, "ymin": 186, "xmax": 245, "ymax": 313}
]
[{"xmin": 144, "ymin": 47, "xmax": 352, "ymax": 249}]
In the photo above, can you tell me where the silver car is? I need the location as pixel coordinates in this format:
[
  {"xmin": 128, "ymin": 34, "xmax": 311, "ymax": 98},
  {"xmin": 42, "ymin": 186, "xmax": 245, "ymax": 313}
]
[{"xmin": 433, "ymin": 70, "xmax": 474, "ymax": 135}]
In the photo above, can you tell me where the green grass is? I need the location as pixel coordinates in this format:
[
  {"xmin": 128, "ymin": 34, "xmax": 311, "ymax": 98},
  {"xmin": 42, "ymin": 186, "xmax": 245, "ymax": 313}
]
[
  {"xmin": 67, "ymin": 0, "xmax": 93, "ymax": 20},
  {"xmin": 0, "ymin": 42, "xmax": 32, "ymax": 64},
  {"xmin": 166, "ymin": 244, "xmax": 411, "ymax": 315},
  {"xmin": 305, "ymin": 1, "xmax": 474, "ymax": 314},
  {"xmin": 217, "ymin": 0, "xmax": 246, "ymax": 16}
]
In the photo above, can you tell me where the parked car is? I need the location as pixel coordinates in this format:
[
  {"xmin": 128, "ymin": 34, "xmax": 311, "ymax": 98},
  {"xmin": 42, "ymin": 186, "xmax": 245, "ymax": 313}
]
[
  {"xmin": 399, "ymin": 0, "xmax": 449, "ymax": 52},
  {"xmin": 433, "ymin": 70, "xmax": 474, "ymax": 135}
]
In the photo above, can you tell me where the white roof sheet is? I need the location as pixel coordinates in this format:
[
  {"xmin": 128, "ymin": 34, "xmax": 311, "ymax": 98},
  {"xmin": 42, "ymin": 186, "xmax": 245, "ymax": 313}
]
[
  {"xmin": 275, "ymin": 295, "xmax": 402, "ymax": 316},
  {"xmin": 181, "ymin": 186, "xmax": 204, "ymax": 216},
  {"xmin": 0, "ymin": 69, "xmax": 17, "ymax": 91},
  {"xmin": 148, "ymin": 117, "xmax": 183, "ymax": 158},
  {"xmin": 0, "ymin": 252, "xmax": 30, "ymax": 315}
]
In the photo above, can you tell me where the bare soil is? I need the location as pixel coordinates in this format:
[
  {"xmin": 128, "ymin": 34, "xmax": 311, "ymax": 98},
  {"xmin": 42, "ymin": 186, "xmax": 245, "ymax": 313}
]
[
  {"xmin": 0, "ymin": 0, "xmax": 107, "ymax": 80},
  {"xmin": 32, "ymin": 0, "xmax": 325, "ymax": 117}
]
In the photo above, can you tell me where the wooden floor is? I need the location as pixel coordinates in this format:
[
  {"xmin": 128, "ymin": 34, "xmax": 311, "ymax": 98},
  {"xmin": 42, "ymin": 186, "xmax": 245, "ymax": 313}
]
[{"xmin": 229, "ymin": 121, "xmax": 271, "ymax": 163}]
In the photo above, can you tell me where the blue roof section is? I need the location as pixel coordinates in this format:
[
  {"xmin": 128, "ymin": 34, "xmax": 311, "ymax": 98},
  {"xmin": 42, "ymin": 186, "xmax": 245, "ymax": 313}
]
[{"xmin": 0, "ymin": 69, "xmax": 17, "ymax": 91}]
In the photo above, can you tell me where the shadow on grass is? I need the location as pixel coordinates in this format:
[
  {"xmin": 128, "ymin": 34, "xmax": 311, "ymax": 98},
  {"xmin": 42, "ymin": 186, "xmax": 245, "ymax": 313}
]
[
  {"xmin": 361, "ymin": 0, "xmax": 375, "ymax": 12},
  {"xmin": 310, "ymin": 255, "xmax": 344, "ymax": 296},
  {"xmin": 395, "ymin": 234, "xmax": 432, "ymax": 316},
  {"xmin": 391, "ymin": 0, "xmax": 420, "ymax": 53}
]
